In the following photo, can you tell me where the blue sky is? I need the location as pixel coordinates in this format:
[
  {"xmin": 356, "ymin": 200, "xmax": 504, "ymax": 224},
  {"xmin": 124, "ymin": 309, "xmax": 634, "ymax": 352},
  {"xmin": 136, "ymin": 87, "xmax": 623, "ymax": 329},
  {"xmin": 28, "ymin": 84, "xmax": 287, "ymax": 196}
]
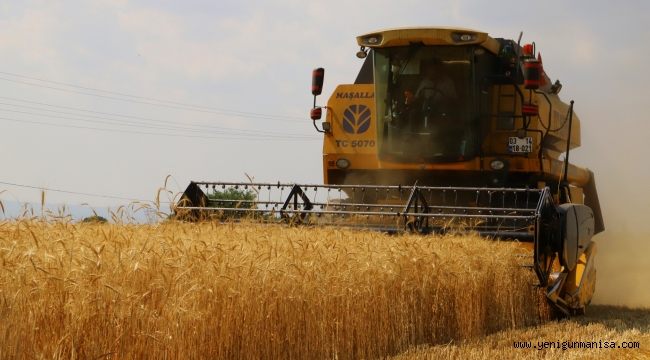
[{"xmin": 0, "ymin": 0, "xmax": 648, "ymax": 232}]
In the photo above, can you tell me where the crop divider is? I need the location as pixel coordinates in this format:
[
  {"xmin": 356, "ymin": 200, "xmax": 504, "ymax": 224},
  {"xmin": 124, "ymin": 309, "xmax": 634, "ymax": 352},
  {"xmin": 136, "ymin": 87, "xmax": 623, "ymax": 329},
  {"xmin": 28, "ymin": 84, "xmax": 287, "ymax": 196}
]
[
  {"xmin": 402, "ymin": 185, "xmax": 430, "ymax": 233},
  {"xmin": 280, "ymin": 185, "xmax": 314, "ymax": 224}
]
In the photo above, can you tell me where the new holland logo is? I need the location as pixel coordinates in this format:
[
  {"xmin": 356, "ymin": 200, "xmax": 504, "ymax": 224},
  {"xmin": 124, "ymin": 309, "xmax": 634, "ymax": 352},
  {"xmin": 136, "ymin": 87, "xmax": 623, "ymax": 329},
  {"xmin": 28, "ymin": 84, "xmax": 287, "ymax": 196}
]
[{"xmin": 342, "ymin": 105, "xmax": 371, "ymax": 134}]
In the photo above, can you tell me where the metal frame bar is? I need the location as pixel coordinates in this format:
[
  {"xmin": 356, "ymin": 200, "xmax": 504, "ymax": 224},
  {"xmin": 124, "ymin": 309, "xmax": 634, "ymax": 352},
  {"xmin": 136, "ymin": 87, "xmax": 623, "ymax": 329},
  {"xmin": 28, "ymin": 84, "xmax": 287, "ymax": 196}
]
[
  {"xmin": 176, "ymin": 206, "xmax": 537, "ymax": 220},
  {"xmin": 189, "ymin": 181, "xmax": 543, "ymax": 193}
]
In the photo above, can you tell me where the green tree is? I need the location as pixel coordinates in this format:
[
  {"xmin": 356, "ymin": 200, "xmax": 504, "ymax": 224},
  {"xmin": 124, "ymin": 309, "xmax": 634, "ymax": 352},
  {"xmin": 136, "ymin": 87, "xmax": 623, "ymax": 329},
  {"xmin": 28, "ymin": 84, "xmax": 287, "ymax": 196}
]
[
  {"xmin": 81, "ymin": 215, "xmax": 108, "ymax": 223},
  {"xmin": 208, "ymin": 188, "xmax": 257, "ymax": 219}
]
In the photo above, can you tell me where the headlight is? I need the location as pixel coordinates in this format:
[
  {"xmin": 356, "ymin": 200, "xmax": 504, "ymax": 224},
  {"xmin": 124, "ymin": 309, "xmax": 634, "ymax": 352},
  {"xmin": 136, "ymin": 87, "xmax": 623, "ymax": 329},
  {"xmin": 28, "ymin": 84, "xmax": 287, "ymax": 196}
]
[
  {"xmin": 336, "ymin": 158, "xmax": 350, "ymax": 169},
  {"xmin": 361, "ymin": 34, "xmax": 382, "ymax": 46},
  {"xmin": 452, "ymin": 32, "xmax": 476, "ymax": 42},
  {"xmin": 490, "ymin": 159, "xmax": 505, "ymax": 170}
]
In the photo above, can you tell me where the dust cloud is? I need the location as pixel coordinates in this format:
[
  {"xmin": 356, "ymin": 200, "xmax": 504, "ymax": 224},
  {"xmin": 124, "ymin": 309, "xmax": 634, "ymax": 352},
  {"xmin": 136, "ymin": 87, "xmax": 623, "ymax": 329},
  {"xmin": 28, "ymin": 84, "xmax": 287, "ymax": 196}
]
[
  {"xmin": 594, "ymin": 231, "xmax": 650, "ymax": 307},
  {"xmin": 590, "ymin": 191, "xmax": 650, "ymax": 307},
  {"xmin": 577, "ymin": 115, "xmax": 650, "ymax": 308}
]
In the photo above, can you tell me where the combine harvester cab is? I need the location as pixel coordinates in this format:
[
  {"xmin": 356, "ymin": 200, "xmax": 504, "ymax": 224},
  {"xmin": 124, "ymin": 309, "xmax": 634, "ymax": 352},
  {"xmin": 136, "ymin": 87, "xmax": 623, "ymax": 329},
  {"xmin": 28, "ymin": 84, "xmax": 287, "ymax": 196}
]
[{"xmin": 176, "ymin": 27, "xmax": 604, "ymax": 316}]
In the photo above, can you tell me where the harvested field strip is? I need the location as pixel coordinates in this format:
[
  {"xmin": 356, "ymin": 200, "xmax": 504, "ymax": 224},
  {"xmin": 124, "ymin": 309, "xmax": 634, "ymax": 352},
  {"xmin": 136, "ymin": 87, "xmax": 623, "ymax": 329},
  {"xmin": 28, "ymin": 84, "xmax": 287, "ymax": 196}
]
[
  {"xmin": 394, "ymin": 305, "xmax": 650, "ymax": 359},
  {"xmin": 0, "ymin": 221, "xmax": 549, "ymax": 359}
]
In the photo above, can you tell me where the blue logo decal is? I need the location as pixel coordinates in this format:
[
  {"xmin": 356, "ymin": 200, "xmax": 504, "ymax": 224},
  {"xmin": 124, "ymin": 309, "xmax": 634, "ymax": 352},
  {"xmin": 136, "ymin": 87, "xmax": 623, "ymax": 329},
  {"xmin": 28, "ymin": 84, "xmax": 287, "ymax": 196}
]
[{"xmin": 342, "ymin": 105, "xmax": 371, "ymax": 134}]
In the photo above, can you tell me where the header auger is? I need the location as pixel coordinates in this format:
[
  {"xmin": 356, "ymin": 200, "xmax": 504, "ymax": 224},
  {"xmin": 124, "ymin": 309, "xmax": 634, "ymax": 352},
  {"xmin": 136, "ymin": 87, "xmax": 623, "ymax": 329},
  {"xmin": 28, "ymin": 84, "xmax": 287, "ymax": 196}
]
[{"xmin": 176, "ymin": 27, "xmax": 604, "ymax": 316}]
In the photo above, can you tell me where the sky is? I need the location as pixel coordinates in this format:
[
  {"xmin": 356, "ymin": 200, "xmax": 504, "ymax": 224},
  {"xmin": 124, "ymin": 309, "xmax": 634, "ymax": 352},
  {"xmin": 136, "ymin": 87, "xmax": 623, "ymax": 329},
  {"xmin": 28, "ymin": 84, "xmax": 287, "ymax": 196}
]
[
  {"xmin": 0, "ymin": 0, "xmax": 649, "ymax": 304},
  {"xmin": 0, "ymin": 1, "xmax": 646, "ymax": 219}
]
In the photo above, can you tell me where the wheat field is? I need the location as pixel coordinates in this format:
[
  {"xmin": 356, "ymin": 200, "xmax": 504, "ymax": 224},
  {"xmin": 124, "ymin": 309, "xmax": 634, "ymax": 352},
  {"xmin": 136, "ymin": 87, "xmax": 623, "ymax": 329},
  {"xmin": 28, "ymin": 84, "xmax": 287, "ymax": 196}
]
[{"xmin": 0, "ymin": 219, "xmax": 553, "ymax": 359}]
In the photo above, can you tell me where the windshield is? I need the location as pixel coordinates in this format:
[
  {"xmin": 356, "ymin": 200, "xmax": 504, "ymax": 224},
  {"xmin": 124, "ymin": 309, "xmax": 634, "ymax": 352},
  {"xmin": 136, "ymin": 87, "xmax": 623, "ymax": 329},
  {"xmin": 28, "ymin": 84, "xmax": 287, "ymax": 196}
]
[{"xmin": 374, "ymin": 46, "xmax": 477, "ymax": 162}]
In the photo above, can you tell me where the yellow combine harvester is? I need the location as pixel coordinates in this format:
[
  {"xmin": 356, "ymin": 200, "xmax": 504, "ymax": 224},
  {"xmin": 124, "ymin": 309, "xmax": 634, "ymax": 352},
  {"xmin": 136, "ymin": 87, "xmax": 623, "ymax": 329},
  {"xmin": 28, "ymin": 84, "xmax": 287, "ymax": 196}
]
[{"xmin": 176, "ymin": 27, "xmax": 604, "ymax": 315}]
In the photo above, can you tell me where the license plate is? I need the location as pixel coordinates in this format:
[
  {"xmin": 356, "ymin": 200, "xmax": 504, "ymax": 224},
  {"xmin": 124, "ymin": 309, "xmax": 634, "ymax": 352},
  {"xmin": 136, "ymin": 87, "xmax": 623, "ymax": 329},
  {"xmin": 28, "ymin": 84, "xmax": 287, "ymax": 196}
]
[{"xmin": 508, "ymin": 137, "xmax": 533, "ymax": 153}]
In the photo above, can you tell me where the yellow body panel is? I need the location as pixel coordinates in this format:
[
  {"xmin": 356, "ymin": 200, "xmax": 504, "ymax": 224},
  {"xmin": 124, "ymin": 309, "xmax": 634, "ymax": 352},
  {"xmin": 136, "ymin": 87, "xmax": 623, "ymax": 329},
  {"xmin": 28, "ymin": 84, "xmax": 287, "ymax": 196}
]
[
  {"xmin": 534, "ymin": 91, "xmax": 581, "ymax": 153},
  {"xmin": 323, "ymin": 84, "xmax": 377, "ymax": 157}
]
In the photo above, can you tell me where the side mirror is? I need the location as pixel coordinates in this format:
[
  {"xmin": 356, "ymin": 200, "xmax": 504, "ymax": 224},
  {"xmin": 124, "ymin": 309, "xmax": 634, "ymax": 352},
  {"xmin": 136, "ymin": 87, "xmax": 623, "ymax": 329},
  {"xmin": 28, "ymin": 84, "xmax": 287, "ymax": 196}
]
[
  {"xmin": 311, "ymin": 68, "xmax": 324, "ymax": 96},
  {"xmin": 310, "ymin": 67, "xmax": 329, "ymax": 134}
]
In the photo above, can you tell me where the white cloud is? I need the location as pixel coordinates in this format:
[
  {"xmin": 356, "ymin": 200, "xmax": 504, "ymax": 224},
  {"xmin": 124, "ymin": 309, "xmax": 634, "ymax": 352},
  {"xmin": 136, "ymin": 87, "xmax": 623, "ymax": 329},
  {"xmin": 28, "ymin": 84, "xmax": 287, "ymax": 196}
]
[{"xmin": 0, "ymin": 5, "xmax": 63, "ymax": 69}]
